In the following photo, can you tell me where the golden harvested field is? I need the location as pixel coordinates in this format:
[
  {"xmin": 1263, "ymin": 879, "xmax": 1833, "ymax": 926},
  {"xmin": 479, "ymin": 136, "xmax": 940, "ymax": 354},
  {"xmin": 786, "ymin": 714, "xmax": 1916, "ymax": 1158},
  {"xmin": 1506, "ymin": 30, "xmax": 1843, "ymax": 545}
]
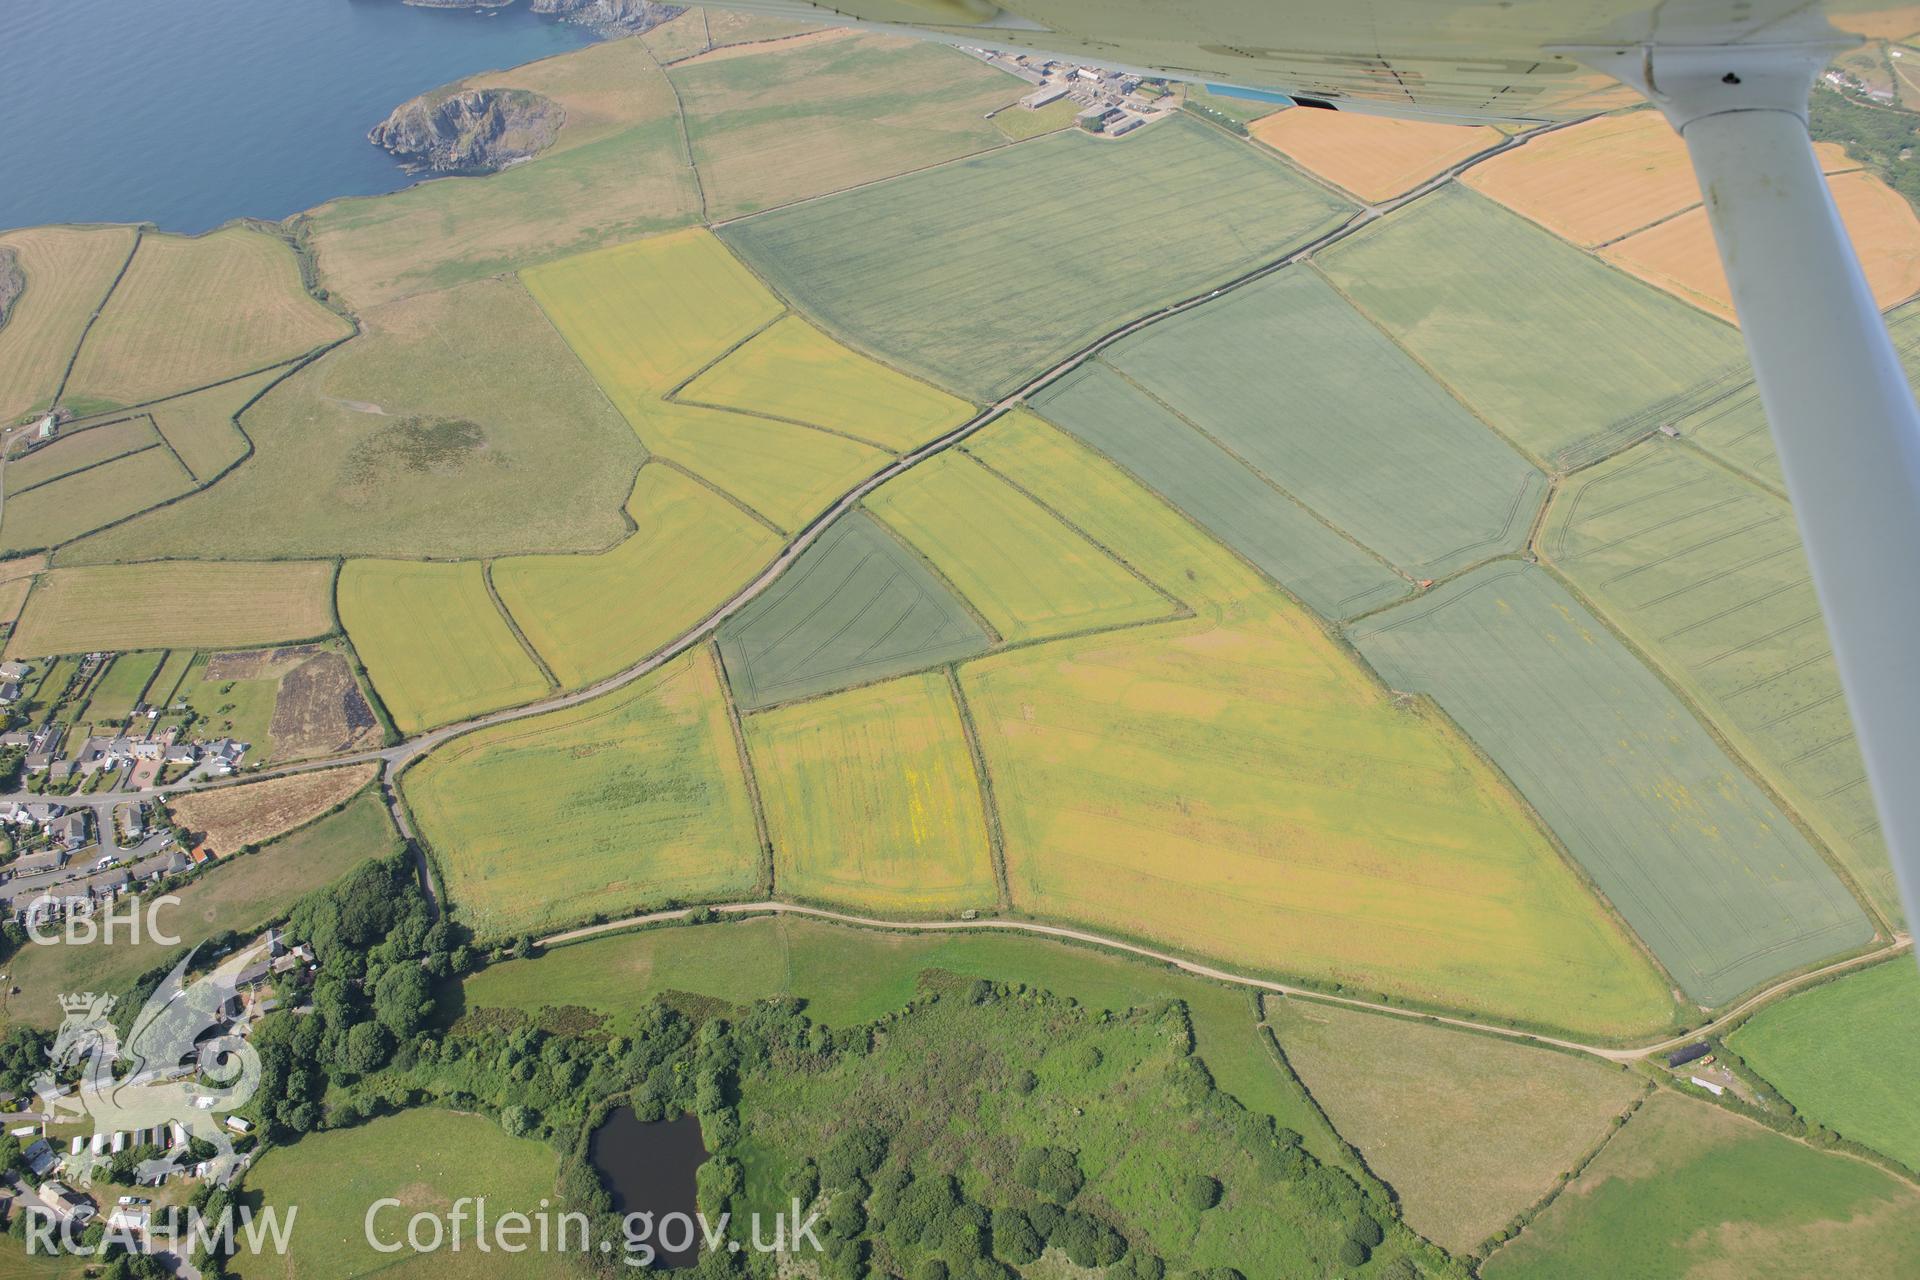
[
  {"xmin": 168, "ymin": 763, "xmax": 378, "ymax": 856},
  {"xmin": 866, "ymin": 450, "xmax": 1172, "ymax": 644},
  {"xmin": 303, "ymin": 38, "xmax": 700, "ymax": 310},
  {"xmin": 0, "ymin": 555, "xmax": 44, "ymax": 585},
  {"xmin": 0, "ymin": 443, "xmax": 195, "ymax": 553},
  {"xmin": 404, "ymin": 647, "xmax": 761, "ymax": 940},
  {"xmin": 634, "ymin": 400, "xmax": 888, "ymax": 533},
  {"xmin": 6, "ymin": 560, "xmax": 336, "ymax": 657},
  {"xmin": 64, "ymin": 227, "xmax": 350, "ymax": 410},
  {"xmin": 745, "ymin": 670, "xmax": 998, "ymax": 914},
  {"xmin": 519, "ymin": 227, "xmax": 781, "ymax": 404},
  {"xmin": 1831, "ymin": 6, "xmax": 1920, "ymax": 40},
  {"xmin": 959, "ymin": 414, "xmax": 1677, "ymax": 1038},
  {"xmin": 491, "ymin": 464, "xmax": 780, "ymax": 687},
  {"xmin": 0, "ymin": 578, "xmax": 31, "ymax": 630},
  {"xmin": 1266, "ymin": 996, "xmax": 1646, "ymax": 1253},
  {"xmin": 0, "ymin": 224, "xmax": 137, "ymax": 426},
  {"xmin": 338, "ymin": 559, "xmax": 550, "ymax": 733},
  {"xmin": 1252, "ymin": 110, "xmax": 1501, "ymax": 201},
  {"xmin": 1606, "ymin": 167, "xmax": 1920, "ymax": 317},
  {"xmin": 679, "ymin": 314, "xmax": 974, "ymax": 452},
  {"xmin": 1464, "ymin": 110, "xmax": 1859, "ymax": 247}
]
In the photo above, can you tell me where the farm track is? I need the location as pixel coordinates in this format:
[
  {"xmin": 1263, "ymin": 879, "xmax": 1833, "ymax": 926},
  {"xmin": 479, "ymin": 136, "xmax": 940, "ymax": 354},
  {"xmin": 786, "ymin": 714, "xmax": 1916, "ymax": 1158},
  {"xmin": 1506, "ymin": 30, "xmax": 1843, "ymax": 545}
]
[{"xmin": 534, "ymin": 901, "xmax": 1913, "ymax": 1066}]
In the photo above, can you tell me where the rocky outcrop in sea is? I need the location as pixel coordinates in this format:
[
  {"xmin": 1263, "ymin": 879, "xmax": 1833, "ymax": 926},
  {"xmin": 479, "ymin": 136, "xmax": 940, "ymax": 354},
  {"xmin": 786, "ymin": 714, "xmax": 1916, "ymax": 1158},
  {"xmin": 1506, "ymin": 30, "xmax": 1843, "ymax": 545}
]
[{"xmin": 368, "ymin": 87, "xmax": 565, "ymax": 175}]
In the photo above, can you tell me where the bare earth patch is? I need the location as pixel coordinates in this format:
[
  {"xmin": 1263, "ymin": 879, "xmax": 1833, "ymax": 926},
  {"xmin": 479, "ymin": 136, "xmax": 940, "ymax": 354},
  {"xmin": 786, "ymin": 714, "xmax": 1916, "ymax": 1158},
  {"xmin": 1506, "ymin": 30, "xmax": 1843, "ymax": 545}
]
[{"xmin": 168, "ymin": 763, "xmax": 378, "ymax": 855}]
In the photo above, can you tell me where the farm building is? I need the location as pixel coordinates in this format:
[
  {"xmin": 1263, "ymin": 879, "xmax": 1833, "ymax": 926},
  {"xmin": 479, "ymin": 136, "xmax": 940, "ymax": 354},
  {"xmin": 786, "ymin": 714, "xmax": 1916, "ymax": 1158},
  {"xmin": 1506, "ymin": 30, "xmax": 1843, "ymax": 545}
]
[
  {"xmin": 1023, "ymin": 85, "xmax": 1070, "ymax": 109},
  {"xmin": 1666, "ymin": 1042, "xmax": 1711, "ymax": 1069},
  {"xmin": 1107, "ymin": 114, "xmax": 1146, "ymax": 137}
]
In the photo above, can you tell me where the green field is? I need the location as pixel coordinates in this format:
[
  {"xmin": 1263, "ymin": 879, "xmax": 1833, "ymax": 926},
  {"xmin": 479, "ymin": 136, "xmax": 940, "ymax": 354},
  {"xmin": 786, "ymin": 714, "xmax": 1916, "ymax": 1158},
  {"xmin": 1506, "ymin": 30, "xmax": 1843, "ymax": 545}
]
[
  {"xmin": 634, "ymin": 400, "xmax": 888, "ymax": 533},
  {"xmin": 490, "ymin": 464, "xmax": 780, "ymax": 688},
  {"xmin": 145, "ymin": 646, "xmax": 196, "ymax": 709},
  {"xmin": 234, "ymin": 1109, "xmax": 572, "ymax": 1280},
  {"xmin": 63, "ymin": 226, "xmax": 351, "ymax": 410},
  {"xmin": 720, "ymin": 117, "xmax": 1356, "ymax": 399},
  {"xmin": 146, "ymin": 364, "xmax": 287, "ymax": 480},
  {"xmin": 303, "ymin": 37, "xmax": 700, "ymax": 310},
  {"xmin": 671, "ymin": 31, "xmax": 1020, "ymax": 220},
  {"xmin": 866, "ymin": 450, "xmax": 1173, "ymax": 643},
  {"xmin": 953, "ymin": 417, "xmax": 1676, "ymax": 1038},
  {"xmin": 1027, "ymin": 381, "xmax": 1410, "ymax": 619},
  {"xmin": 718, "ymin": 510, "xmax": 990, "ymax": 710},
  {"xmin": 339, "ymin": 559, "xmax": 550, "ymax": 733},
  {"xmin": 1, "ymin": 789, "xmax": 397, "ymax": 1028},
  {"xmin": 1185, "ymin": 85, "xmax": 1287, "ymax": 123},
  {"xmin": 0, "ymin": 224, "xmax": 137, "ymax": 426},
  {"xmin": 1104, "ymin": 267, "xmax": 1548, "ymax": 580},
  {"xmin": 1351, "ymin": 562, "xmax": 1873, "ymax": 1007},
  {"xmin": 4, "ymin": 416, "xmax": 157, "ymax": 490},
  {"xmin": 75, "ymin": 648, "xmax": 164, "ymax": 724},
  {"xmin": 678, "ymin": 313, "xmax": 975, "ymax": 452},
  {"xmin": 1266, "ymin": 997, "xmax": 1645, "ymax": 1253},
  {"xmin": 1318, "ymin": 186, "xmax": 1748, "ymax": 470},
  {"xmin": 404, "ymin": 647, "xmax": 761, "ymax": 940},
  {"xmin": 462, "ymin": 912, "xmax": 1362, "ymax": 1177},
  {"xmin": 1483, "ymin": 1089, "xmax": 1920, "ymax": 1278},
  {"xmin": 991, "ymin": 96, "xmax": 1081, "ymax": 140},
  {"xmin": 1543, "ymin": 440, "xmax": 1898, "ymax": 924},
  {"xmin": 745, "ymin": 670, "xmax": 998, "ymax": 913},
  {"xmin": 64, "ymin": 277, "xmax": 644, "ymax": 564},
  {"xmin": 1729, "ymin": 959, "xmax": 1920, "ymax": 1170},
  {"xmin": 0, "ymin": 442, "xmax": 195, "ymax": 552},
  {"xmin": 7, "ymin": 560, "xmax": 336, "ymax": 658}
]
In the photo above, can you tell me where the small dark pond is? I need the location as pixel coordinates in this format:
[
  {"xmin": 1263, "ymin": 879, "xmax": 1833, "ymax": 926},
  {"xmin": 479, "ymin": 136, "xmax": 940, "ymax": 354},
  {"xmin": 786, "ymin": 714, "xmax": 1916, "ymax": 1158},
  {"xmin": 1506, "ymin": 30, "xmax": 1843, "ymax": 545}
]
[{"xmin": 587, "ymin": 1107, "xmax": 710, "ymax": 1269}]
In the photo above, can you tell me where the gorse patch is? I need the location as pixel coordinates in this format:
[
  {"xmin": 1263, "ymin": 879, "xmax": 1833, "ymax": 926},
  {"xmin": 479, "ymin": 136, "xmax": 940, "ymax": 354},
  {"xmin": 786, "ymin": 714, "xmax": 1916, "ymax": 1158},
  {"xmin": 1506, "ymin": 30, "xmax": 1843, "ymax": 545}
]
[{"xmin": 341, "ymin": 414, "xmax": 496, "ymax": 485}]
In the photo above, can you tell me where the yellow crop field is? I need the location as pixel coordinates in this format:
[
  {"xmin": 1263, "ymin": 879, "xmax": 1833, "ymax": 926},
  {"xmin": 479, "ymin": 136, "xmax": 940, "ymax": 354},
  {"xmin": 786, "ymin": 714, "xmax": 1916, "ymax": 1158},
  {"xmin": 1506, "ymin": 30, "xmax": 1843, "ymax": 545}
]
[
  {"xmin": 64, "ymin": 227, "xmax": 351, "ymax": 410},
  {"xmin": 865, "ymin": 450, "xmax": 1171, "ymax": 644},
  {"xmin": 1252, "ymin": 110, "xmax": 1501, "ymax": 201},
  {"xmin": 1463, "ymin": 110, "xmax": 1857, "ymax": 247},
  {"xmin": 958, "ymin": 414, "xmax": 1676, "ymax": 1038},
  {"xmin": 1606, "ymin": 167, "xmax": 1920, "ymax": 317},
  {"xmin": 338, "ymin": 559, "xmax": 549, "ymax": 733},
  {"xmin": 404, "ymin": 647, "xmax": 760, "ymax": 939},
  {"xmin": 633, "ymin": 400, "xmax": 888, "ymax": 533},
  {"xmin": 745, "ymin": 670, "xmax": 998, "ymax": 914},
  {"xmin": 491, "ymin": 464, "xmax": 780, "ymax": 687},
  {"xmin": 7, "ymin": 559, "xmax": 335, "ymax": 657},
  {"xmin": 680, "ymin": 314, "xmax": 974, "ymax": 451},
  {"xmin": 519, "ymin": 228, "xmax": 781, "ymax": 403},
  {"xmin": 0, "ymin": 225, "xmax": 137, "ymax": 425}
]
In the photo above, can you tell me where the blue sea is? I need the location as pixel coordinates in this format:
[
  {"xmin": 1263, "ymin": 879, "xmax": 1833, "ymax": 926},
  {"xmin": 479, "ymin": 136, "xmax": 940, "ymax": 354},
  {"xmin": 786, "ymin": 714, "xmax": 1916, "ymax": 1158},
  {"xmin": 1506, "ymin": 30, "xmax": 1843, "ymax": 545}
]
[{"xmin": 0, "ymin": 0, "xmax": 598, "ymax": 233}]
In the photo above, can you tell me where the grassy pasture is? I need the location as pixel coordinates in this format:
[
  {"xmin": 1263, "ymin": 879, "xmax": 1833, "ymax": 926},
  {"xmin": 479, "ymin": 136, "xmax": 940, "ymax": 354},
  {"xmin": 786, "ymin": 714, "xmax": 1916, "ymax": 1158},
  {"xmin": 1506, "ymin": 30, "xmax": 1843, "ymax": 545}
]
[
  {"xmin": 1252, "ymin": 109, "xmax": 1502, "ymax": 200},
  {"xmin": 1183, "ymin": 84, "xmax": 1287, "ymax": 123},
  {"xmin": 1318, "ymin": 186, "xmax": 1748, "ymax": 470},
  {"xmin": 719, "ymin": 117, "xmax": 1356, "ymax": 400},
  {"xmin": 1351, "ymin": 563, "xmax": 1874, "ymax": 1007},
  {"xmin": 65, "ymin": 277, "xmax": 643, "ymax": 565},
  {"xmin": 991, "ymin": 96, "xmax": 1080, "ymax": 141},
  {"xmin": 0, "ymin": 224, "xmax": 137, "ymax": 426},
  {"xmin": 1027, "ymin": 379, "xmax": 1409, "ymax": 620},
  {"xmin": 234, "ymin": 1109, "xmax": 571, "ymax": 1280},
  {"xmin": 1104, "ymin": 267, "xmax": 1547, "ymax": 581},
  {"xmin": 406, "ymin": 647, "xmax": 760, "ymax": 940},
  {"xmin": 718, "ymin": 510, "xmax": 990, "ymax": 710},
  {"xmin": 339, "ymin": 559, "xmax": 549, "ymax": 733},
  {"xmin": 0, "ymin": 443, "xmax": 195, "ymax": 552},
  {"xmin": 491, "ymin": 464, "xmax": 780, "ymax": 688},
  {"xmin": 639, "ymin": 6, "xmax": 712, "ymax": 61},
  {"xmin": 303, "ymin": 37, "xmax": 699, "ymax": 310},
  {"xmin": 1729, "ymin": 959, "xmax": 1920, "ymax": 1171},
  {"xmin": 866, "ymin": 450, "xmax": 1172, "ymax": 644},
  {"xmin": 679, "ymin": 313, "xmax": 974, "ymax": 452},
  {"xmin": 146, "ymin": 646, "xmax": 195, "ymax": 708},
  {"xmin": 1, "ymin": 789, "xmax": 397, "ymax": 1029},
  {"xmin": 1543, "ymin": 441, "xmax": 1898, "ymax": 924},
  {"xmin": 169, "ymin": 764, "xmax": 379, "ymax": 856},
  {"xmin": 1266, "ymin": 997, "xmax": 1644, "ymax": 1253},
  {"xmin": 63, "ymin": 226, "xmax": 350, "ymax": 410},
  {"xmin": 671, "ymin": 31, "xmax": 1020, "ymax": 219},
  {"xmin": 745, "ymin": 670, "xmax": 998, "ymax": 914},
  {"xmin": 5, "ymin": 416, "xmax": 156, "ymax": 490},
  {"xmin": 77, "ymin": 649, "xmax": 164, "ymax": 724},
  {"xmin": 519, "ymin": 227, "xmax": 781, "ymax": 404},
  {"xmin": 146, "ymin": 364, "xmax": 284, "ymax": 480},
  {"xmin": 7, "ymin": 560, "xmax": 335, "ymax": 658},
  {"xmin": 633, "ymin": 400, "xmax": 888, "ymax": 533},
  {"xmin": 1482, "ymin": 1089, "xmax": 1920, "ymax": 1278},
  {"xmin": 954, "ymin": 419, "xmax": 1675, "ymax": 1037}
]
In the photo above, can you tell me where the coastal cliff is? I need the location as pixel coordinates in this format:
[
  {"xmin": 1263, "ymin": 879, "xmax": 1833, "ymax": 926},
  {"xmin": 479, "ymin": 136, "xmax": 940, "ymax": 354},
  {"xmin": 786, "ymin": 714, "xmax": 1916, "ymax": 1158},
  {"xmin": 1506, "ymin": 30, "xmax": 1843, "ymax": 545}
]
[
  {"xmin": 368, "ymin": 87, "xmax": 564, "ymax": 175},
  {"xmin": 529, "ymin": 0, "xmax": 683, "ymax": 36},
  {"xmin": 0, "ymin": 248, "xmax": 21, "ymax": 329}
]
